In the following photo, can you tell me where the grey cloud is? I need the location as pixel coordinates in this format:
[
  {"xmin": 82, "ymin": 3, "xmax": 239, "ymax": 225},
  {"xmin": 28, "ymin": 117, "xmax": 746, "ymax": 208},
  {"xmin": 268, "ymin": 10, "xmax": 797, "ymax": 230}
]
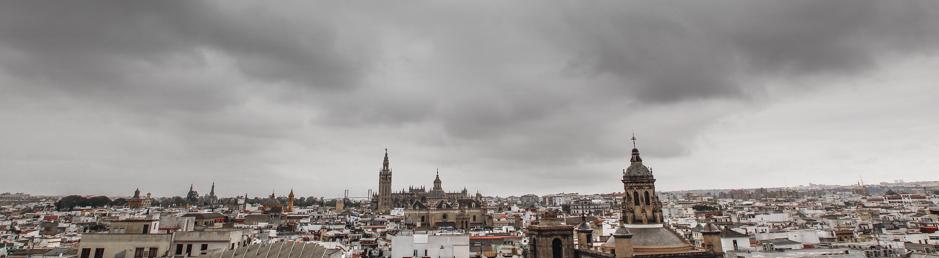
[
  {"xmin": 0, "ymin": 1, "xmax": 370, "ymax": 98},
  {"xmin": 1, "ymin": 0, "xmax": 938, "ymax": 195}
]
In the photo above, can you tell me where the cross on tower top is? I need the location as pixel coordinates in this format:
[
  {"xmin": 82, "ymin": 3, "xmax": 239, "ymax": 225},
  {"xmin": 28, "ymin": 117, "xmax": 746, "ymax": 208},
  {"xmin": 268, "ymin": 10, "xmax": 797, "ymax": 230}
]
[{"xmin": 631, "ymin": 132, "xmax": 638, "ymax": 148}]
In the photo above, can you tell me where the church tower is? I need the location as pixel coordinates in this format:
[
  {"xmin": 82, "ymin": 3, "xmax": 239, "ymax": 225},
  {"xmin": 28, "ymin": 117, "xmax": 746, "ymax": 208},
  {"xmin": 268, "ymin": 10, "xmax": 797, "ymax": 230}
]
[
  {"xmin": 432, "ymin": 170, "xmax": 443, "ymax": 192},
  {"xmin": 286, "ymin": 189, "xmax": 295, "ymax": 212},
  {"xmin": 621, "ymin": 135, "xmax": 664, "ymax": 224},
  {"xmin": 377, "ymin": 149, "xmax": 393, "ymax": 213}
]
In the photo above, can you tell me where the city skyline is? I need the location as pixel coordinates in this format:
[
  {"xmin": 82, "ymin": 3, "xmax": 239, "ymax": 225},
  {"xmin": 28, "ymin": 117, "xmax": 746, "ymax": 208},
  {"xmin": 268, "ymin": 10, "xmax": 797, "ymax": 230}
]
[{"xmin": 2, "ymin": 1, "xmax": 939, "ymax": 197}]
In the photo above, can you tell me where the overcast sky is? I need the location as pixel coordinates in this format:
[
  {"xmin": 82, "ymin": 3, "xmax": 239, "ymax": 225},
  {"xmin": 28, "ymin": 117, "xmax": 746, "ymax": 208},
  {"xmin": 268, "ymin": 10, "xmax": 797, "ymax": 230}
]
[{"xmin": 2, "ymin": 1, "xmax": 938, "ymax": 198}]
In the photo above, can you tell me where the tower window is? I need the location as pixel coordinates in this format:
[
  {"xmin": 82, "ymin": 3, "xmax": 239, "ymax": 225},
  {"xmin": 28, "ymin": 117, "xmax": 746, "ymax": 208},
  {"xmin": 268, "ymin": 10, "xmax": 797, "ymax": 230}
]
[
  {"xmin": 633, "ymin": 191, "xmax": 640, "ymax": 205},
  {"xmin": 644, "ymin": 191, "xmax": 650, "ymax": 205},
  {"xmin": 552, "ymin": 238, "xmax": 563, "ymax": 258}
]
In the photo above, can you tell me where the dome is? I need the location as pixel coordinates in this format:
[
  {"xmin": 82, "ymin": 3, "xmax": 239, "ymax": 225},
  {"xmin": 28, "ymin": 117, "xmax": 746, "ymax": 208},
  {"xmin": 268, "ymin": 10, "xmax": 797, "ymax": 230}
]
[
  {"xmin": 624, "ymin": 162, "xmax": 652, "ymax": 177},
  {"xmin": 576, "ymin": 218, "xmax": 593, "ymax": 232},
  {"xmin": 613, "ymin": 225, "xmax": 633, "ymax": 237},
  {"xmin": 261, "ymin": 198, "xmax": 282, "ymax": 208},
  {"xmin": 624, "ymin": 143, "xmax": 652, "ymax": 177}
]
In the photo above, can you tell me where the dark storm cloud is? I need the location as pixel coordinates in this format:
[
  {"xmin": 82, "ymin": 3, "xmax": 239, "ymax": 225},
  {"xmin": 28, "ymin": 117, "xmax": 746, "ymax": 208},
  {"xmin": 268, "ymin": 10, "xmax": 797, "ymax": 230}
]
[
  {"xmin": 547, "ymin": 1, "xmax": 939, "ymax": 102},
  {"xmin": 1, "ymin": 0, "xmax": 938, "ymax": 195},
  {"xmin": 0, "ymin": 1, "xmax": 369, "ymax": 99}
]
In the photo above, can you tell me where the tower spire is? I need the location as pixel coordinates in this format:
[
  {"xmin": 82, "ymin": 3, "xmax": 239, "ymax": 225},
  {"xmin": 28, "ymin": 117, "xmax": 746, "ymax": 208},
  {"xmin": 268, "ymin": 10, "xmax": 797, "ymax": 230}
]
[
  {"xmin": 433, "ymin": 169, "xmax": 443, "ymax": 191},
  {"xmin": 382, "ymin": 148, "xmax": 390, "ymax": 170}
]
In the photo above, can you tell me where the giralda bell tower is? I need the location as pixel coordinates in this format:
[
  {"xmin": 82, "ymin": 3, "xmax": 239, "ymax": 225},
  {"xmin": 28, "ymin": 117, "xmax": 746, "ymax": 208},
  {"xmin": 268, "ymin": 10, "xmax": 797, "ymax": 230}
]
[{"xmin": 377, "ymin": 148, "xmax": 393, "ymax": 214}]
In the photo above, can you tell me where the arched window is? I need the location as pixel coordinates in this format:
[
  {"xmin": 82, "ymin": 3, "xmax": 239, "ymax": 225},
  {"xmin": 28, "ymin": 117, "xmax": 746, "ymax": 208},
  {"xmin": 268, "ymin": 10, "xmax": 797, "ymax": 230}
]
[
  {"xmin": 552, "ymin": 238, "xmax": 563, "ymax": 258},
  {"xmin": 644, "ymin": 191, "xmax": 651, "ymax": 205},
  {"xmin": 633, "ymin": 191, "xmax": 640, "ymax": 205},
  {"xmin": 442, "ymin": 213, "xmax": 448, "ymax": 220}
]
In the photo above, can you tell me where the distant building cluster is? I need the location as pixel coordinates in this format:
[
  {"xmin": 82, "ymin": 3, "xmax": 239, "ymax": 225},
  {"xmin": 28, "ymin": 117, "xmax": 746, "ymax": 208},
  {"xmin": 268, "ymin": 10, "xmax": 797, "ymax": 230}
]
[
  {"xmin": 372, "ymin": 149, "xmax": 490, "ymax": 230},
  {"xmin": 2, "ymin": 137, "xmax": 939, "ymax": 258}
]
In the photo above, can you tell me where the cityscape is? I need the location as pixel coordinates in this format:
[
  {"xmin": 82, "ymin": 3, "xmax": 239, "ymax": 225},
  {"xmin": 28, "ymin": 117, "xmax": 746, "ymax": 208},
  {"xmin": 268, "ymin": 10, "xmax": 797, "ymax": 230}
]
[
  {"xmin": 2, "ymin": 1, "xmax": 939, "ymax": 258},
  {"xmin": 3, "ymin": 141, "xmax": 939, "ymax": 258}
]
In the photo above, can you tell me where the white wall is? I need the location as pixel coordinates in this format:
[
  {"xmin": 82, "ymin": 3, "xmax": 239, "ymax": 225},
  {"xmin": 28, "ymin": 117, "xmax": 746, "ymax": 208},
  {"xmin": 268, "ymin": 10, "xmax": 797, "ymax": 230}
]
[
  {"xmin": 755, "ymin": 229, "xmax": 820, "ymax": 244},
  {"xmin": 391, "ymin": 234, "xmax": 470, "ymax": 258},
  {"xmin": 721, "ymin": 237, "xmax": 753, "ymax": 252}
]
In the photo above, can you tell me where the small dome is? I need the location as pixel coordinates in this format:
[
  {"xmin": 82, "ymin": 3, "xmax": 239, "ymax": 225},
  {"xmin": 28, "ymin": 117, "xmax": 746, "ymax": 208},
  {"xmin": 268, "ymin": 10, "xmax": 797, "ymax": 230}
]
[
  {"xmin": 613, "ymin": 225, "xmax": 632, "ymax": 237},
  {"xmin": 261, "ymin": 198, "xmax": 282, "ymax": 207},
  {"xmin": 576, "ymin": 220, "xmax": 593, "ymax": 232},
  {"xmin": 624, "ymin": 163, "xmax": 652, "ymax": 177}
]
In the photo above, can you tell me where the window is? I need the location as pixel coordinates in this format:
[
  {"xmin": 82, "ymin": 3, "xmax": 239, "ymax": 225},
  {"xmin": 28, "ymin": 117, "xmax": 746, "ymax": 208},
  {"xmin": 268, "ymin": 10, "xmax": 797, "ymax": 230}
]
[
  {"xmin": 142, "ymin": 224, "xmax": 150, "ymax": 234},
  {"xmin": 201, "ymin": 244, "xmax": 208, "ymax": 254},
  {"xmin": 94, "ymin": 248, "xmax": 104, "ymax": 258},
  {"xmin": 442, "ymin": 214, "xmax": 448, "ymax": 220},
  {"xmin": 134, "ymin": 248, "xmax": 144, "ymax": 258},
  {"xmin": 176, "ymin": 244, "xmax": 183, "ymax": 255},
  {"xmin": 81, "ymin": 248, "xmax": 91, "ymax": 258},
  {"xmin": 633, "ymin": 191, "xmax": 640, "ymax": 205},
  {"xmin": 552, "ymin": 238, "xmax": 563, "ymax": 258},
  {"xmin": 148, "ymin": 248, "xmax": 158, "ymax": 258},
  {"xmin": 186, "ymin": 244, "xmax": 193, "ymax": 256},
  {"xmin": 643, "ymin": 191, "xmax": 650, "ymax": 206},
  {"xmin": 472, "ymin": 215, "xmax": 476, "ymax": 222}
]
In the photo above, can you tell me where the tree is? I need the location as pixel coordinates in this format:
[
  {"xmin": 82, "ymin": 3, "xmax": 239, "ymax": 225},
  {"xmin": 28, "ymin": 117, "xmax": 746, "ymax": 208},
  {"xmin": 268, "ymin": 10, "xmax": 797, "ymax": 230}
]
[
  {"xmin": 55, "ymin": 195, "xmax": 85, "ymax": 211},
  {"xmin": 55, "ymin": 195, "xmax": 111, "ymax": 210},
  {"xmin": 171, "ymin": 196, "xmax": 187, "ymax": 207},
  {"xmin": 87, "ymin": 196, "xmax": 112, "ymax": 207},
  {"xmin": 111, "ymin": 198, "xmax": 128, "ymax": 207}
]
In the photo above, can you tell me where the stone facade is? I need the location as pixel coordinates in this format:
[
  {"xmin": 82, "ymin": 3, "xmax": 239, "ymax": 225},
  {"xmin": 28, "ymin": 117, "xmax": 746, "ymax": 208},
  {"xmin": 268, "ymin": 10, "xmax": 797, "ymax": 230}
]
[{"xmin": 529, "ymin": 210, "xmax": 576, "ymax": 258}]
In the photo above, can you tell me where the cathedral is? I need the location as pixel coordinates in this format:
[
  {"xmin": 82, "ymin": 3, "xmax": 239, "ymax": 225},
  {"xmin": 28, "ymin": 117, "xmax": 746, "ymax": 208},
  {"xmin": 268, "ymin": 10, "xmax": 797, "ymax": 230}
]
[
  {"xmin": 528, "ymin": 136, "xmax": 718, "ymax": 258},
  {"xmin": 373, "ymin": 149, "xmax": 490, "ymax": 230}
]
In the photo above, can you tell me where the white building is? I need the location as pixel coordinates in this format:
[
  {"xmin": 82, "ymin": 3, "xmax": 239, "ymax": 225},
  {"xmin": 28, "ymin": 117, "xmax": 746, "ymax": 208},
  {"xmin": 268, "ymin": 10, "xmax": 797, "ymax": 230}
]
[
  {"xmin": 390, "ymin": 233, "xmax": 470, "ymax": 258},
  {"xmin": 755, "ymin": 229, "xmax": 821, "ymax": 245}
]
